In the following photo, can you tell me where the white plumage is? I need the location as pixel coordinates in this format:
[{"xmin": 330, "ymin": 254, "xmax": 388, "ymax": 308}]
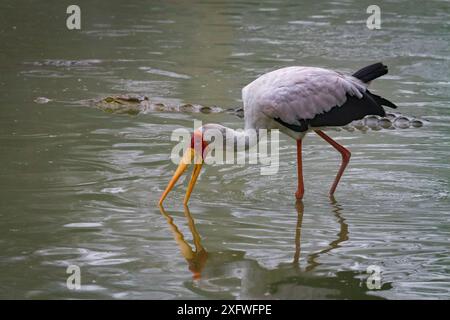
[{"xmin": 242, "ymin": 66, "xmax": 368, "ymax": 138}]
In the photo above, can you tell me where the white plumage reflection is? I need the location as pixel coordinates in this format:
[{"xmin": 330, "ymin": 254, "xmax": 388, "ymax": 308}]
[{"xmin": 159, "ymin": 63, "xmax": 398, "ymax": 205}]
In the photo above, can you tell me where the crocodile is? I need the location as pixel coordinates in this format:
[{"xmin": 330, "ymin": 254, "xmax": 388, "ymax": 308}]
[
  {"xmin": 35, "ymin": 94, "xmax": 425, "ymax": 131},
  {"xmin": 90, "ymin": 94, "xmax": 233, "ymax": 116}
]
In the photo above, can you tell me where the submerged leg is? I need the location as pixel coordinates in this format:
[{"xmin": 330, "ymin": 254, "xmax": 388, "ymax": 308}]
[
  {"xmin": 314, "ymin": 130, "xmax": 351, "ymax": 196},
  {"xmin": 295, "ymin": 139, "xmax": 304, "ymax": 200}
]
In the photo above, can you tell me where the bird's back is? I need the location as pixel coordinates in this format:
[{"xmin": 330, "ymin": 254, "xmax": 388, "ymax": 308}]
[{"xmin": 242, "ymin": 66, "xmax": 367, "ymax": 133}]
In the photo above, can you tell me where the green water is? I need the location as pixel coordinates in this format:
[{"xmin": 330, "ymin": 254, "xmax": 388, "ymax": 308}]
[{"xmin": 0, "ymin": 0, "xmax": 449, "ymax": 299}]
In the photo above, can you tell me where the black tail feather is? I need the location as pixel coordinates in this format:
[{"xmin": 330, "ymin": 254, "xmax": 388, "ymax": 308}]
[
  {"xmin": 367, "ymin": 90, "xmax": 398, "ymax": 109},
  {"xmin": 352, "ymin": 62, "xmax": 388, "ymax": 83}
]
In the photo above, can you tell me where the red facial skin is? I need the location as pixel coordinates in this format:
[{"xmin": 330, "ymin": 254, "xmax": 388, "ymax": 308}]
[{"xmin": 190, "ymin": 130, "xmax": 208, "ymax": 159}]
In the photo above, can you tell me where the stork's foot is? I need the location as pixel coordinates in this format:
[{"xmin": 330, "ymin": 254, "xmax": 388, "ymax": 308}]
[{"xmin": 295, "ymin": 189, "xmax": 304, "ymax": 200}]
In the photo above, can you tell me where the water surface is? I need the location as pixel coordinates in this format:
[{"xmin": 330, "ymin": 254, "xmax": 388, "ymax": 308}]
[{"xmin": 0, "ymin": 0, "xmax": 449, "ymax": 299}]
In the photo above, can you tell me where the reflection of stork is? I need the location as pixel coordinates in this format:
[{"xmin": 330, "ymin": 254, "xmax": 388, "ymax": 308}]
[
  {"xmin": 293, "ymin": 201, "xmax": 304, "ymax": 266},
  {"xmin": 160, "ymin": 198, "xmax": 348, "ymax": 281},
  {"xmin": 159, "ymin": 63, "xmax": 398, "ymax": 205},
  {"xmin": 292, "ymin": 198, "xmax": 348, "ymax": 271},
  {"xmin": 304, "ymin": 197, "xmax": 349, "ymax": 272},
  {"xmin": 159, "ymin": 203, "xmax": 386, "ymax": 298},
  {"xmin": 159, "ymin": 205, "xmax": 207, "ymax": 279}
]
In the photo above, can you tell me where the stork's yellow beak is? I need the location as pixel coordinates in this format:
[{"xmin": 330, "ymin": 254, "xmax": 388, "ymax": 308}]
[{"xmin": 159, "ymin": 147, "xmax": 204, "ymax": 206}]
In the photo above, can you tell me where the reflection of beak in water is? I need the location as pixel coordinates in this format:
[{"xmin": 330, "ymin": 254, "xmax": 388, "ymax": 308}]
[
  {"xmin": 160, "ymin": 197, "xmax": 347, "ymax": 279},
  {"xmin": 159, "ymin": 205, "xmax": 208, "ymax": 280},
  {"xmin": 292, "ymin": 196, "xmax": 349, "ymax": 271}
]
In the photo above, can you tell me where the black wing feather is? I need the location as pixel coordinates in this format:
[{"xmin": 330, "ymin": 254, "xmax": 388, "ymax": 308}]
[
  {"xmin": 352, "ymin": 62, "xmax": 388, "ymax": 83},
  {"xmin": 367, "ymin": 90, "xmax": 398, "ymax": 109},
  {"xmin": 274, "ymin": 92, "xmax": 386, "ymax": 133}
]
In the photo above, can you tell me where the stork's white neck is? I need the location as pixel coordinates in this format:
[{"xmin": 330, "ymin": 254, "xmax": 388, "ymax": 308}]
[{"xmin": 201, "ymin": 124, "xmax": 259, "ymax": 151}]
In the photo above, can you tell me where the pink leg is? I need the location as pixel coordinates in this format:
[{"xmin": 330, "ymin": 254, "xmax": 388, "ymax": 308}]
[
  {"xmin": 295, "ymin": 139, "xmax": 304, "ymax": 200},
  {"xmin": 315, "ymin": 130, "xmax": 351, "ymax": 196}
]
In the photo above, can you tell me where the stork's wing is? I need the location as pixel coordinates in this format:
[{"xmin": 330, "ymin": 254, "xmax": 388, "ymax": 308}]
[
  {"xmin": 243, "ymin": 67, "xmax": 387, "ymax": 130},
  {"xmin": 274, "ymin": 93, "xmax": 386, "ymax": 132},
  {"xmin": 245, "ymin": 67, "xmax": 368, "ymax": 122}
]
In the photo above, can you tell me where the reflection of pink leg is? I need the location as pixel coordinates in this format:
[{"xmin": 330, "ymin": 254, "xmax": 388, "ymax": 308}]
[
  {"xmin": 295, "ymin": 139, "xmax": 304, "ymax": 200},
  {"xmin": 315, "ymin": 130, "xmax": 351, "ymax": 196}
]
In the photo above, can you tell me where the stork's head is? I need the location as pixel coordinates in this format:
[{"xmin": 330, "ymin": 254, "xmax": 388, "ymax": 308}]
[{"xmin": 158, "ymin": 128, "xmax": 209, "ymax": 206}]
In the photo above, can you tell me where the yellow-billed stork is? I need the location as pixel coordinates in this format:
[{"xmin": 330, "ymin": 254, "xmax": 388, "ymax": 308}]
[{"xmin": 159, "ymin": 62, "xmax": 398, "ymax": 205}]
